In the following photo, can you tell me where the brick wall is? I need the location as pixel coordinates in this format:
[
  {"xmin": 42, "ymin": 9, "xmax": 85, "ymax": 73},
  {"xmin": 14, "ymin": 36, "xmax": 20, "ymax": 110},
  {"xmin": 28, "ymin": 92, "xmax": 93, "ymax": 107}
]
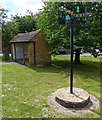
[
  {"xmin": 29, "ymin": 42, "xmax": 34, "ymax": 66},
  {"xmin": 29, "ymin": 31, "xmax": 51, "ymax": 66}
]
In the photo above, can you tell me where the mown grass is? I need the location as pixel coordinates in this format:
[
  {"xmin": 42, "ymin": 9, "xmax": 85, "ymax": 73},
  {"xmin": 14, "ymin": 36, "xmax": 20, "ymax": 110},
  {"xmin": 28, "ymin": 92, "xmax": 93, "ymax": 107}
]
[{"xmin": 1, "ymin": 56, "xmax": 101, "ymax": 118}]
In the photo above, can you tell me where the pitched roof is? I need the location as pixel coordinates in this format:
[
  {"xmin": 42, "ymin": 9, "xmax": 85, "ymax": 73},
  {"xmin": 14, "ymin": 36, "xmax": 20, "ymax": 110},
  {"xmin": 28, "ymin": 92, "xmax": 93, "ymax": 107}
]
[{"xmin": 10, "ymin": 29, "xmax": 42, "ymax": 43}]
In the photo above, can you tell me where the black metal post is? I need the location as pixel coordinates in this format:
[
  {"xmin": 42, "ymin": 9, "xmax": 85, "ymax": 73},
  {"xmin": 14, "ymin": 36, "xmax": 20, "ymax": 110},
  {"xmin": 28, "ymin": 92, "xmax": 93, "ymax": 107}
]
[{"xmin": 70, "ymin": 22, "xmax": 73, "ymax": 94}]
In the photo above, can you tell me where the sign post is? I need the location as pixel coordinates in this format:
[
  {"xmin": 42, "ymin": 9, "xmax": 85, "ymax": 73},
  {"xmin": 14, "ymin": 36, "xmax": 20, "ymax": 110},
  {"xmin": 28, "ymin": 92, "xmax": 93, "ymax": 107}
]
[
  {"xmin": 58, "ymin": 4, "xmax": 87, "ymax": 94},
  {"xmin": 48, "ymin": 5, "xmax": 99, "ymax": 112},
  {"xmin": 70, "ymin": 22, "xmax": 73, "ymax": 93}
]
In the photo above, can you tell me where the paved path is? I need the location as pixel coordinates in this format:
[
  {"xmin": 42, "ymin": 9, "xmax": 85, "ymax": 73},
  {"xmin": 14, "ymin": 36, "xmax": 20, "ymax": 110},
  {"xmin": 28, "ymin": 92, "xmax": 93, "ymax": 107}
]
[
  {"xmin": 56, "ymin": 53, "xmax": 93, "ymax": 57},
  {"xmin": 80, "ymin": 53, "xmax": 92, "ymax": 56},
  {"xmin": 0, "ymin": 62, "xmax": 26, "ymax": 67},
  {"xmin": 55, "ymin": 53, "xmax": 102, "ymax": 57}
]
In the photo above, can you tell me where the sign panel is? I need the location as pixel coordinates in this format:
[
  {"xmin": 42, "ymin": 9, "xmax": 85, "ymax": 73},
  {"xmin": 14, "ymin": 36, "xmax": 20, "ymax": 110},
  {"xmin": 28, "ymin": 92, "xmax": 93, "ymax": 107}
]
[{"xmin": 58, "ymin": 5, "xmax": 86, "ymax": 25}]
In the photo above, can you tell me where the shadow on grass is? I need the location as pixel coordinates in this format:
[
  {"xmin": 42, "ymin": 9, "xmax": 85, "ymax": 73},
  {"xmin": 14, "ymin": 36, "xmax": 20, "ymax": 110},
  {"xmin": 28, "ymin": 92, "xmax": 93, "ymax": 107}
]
[
  {"xmin": 2, "ymin": 55, "xmax": 100, "ymax": 83},
  {"xmin": 28, "ymin": 58, "xmax": 100, "ymax": 83}
]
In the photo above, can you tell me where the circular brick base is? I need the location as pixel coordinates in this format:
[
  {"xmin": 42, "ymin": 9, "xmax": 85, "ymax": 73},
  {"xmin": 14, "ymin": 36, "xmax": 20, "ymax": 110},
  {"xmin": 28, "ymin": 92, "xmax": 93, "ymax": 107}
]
[
  {"xmin": 55, "ymin": 87, "xmax": 90, "ymax": 108},
  {"xmin": 47, "ymin": 87, "xmax": 100, "ymax": 116}
]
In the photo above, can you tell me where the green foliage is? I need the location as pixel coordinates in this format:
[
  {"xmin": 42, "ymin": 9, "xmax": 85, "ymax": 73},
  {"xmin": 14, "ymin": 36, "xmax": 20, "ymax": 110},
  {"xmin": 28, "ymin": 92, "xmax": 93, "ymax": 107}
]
[
  {"xmin": 36, "ymin": 2, "xmax": 102, "ymax": 57},
  {"xmin": 2, "ymin": 21, "xmax": 19, "ymax": 48},
  {"xmin": 13, "ymin": 14, "xmax": 37, "ymax": 33},
  {"xmin": 2, "ymin": 10, "xmax": 37, "ymax": 51},
  {"xmin": 0, "ymin": 8, "xmax": 8, "ymax": 22},
  {"xmin": 37, "ymin": 2, "xmax": 65, "ymax": 49},
  {"xmin": 83, "ymin": 2, "xmax": 102, "ymax": 57},
  {"xmin": 1, "ymin": 2, "xmax": 101, "ymax": 57}
]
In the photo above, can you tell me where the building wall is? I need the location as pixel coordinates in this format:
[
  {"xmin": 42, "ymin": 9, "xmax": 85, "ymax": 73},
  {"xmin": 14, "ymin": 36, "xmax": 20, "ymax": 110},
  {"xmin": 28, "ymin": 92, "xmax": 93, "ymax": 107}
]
[
  {"xmin": 29, "ymin": 42, "xmax": 34, "ymax": 66},
  {"xmin": 29, "ymin": 31, "xmax": 51, "ymax": 66}
]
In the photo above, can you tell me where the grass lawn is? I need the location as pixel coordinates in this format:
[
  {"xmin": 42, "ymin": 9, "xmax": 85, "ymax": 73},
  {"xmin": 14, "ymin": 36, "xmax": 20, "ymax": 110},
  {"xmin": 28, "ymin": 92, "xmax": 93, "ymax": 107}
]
[{"xmin": 1, "ymin": 55, "xmax": 101, "ymax": 118}]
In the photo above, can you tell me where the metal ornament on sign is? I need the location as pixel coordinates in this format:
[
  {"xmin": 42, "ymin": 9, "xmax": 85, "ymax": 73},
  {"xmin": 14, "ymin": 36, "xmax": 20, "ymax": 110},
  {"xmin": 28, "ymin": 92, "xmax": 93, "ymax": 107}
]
[{"xmin": 58, "ymin": 5, "xmax": 86, "ymax": 25}]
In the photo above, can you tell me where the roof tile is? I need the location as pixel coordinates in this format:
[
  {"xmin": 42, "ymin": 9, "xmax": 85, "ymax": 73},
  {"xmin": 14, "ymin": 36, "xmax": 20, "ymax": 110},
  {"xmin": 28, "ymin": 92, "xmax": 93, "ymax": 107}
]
[{"xmin": 10, "ymin": 29, "xmax": 41, "ymax": 43}]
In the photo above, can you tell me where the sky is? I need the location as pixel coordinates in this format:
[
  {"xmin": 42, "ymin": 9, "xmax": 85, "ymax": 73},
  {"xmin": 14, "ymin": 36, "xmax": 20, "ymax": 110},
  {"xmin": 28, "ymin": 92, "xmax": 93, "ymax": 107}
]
[{"xmin": 0, "ymin": 0, "xmax": 44, "ymax": 19}]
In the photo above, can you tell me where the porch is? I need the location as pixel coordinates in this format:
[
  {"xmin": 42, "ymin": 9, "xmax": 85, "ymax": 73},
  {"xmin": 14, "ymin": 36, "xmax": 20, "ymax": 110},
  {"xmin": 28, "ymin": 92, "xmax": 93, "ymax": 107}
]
[{"xmin": 12, "ymin": 43, "xmax": 29, "ymax": 66}]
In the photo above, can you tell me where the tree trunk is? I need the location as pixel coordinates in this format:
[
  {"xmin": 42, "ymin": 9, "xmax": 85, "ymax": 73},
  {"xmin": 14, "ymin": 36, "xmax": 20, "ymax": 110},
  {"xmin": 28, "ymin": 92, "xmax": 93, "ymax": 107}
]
[{"xmin": 75, "ymin": 48, "xmax": 81, "ymax": 64}]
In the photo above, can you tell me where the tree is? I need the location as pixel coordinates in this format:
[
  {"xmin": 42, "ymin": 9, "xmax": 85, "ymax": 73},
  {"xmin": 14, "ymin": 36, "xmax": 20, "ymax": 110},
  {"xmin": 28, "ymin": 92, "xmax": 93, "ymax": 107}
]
[
  {"xmin": 13, "ymin": 13, "xmax": 37, "ymax": 33},
  {"xmin": 2, "ymin": 21, "xmax": 18, "ymax": 51},
  {"xmin": 0, "ymin": 8, "xmax": 13, "ymax": 52},
  {"xmin": 36, "ymin": 2, "xmax": 69, "ymax": 49},
  {"xmin": 0, "ymin": 7, "xmax": 8, "ymax": 23},
  {"xmin": 2, "ymin": 9, "xmax": 37, "ymax": 52},
  {"xmin": 74, "ymin": 2, "xmax": 102, "ymax": 63},
  {"xmin": 36, "ymin": 2, "xmax": 102, "ymax": 64}
]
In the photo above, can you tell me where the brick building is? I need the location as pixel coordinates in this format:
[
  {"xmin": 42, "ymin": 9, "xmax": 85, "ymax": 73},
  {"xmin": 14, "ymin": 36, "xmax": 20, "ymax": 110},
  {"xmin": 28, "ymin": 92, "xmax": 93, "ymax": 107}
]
[{"xmin": 10, "ymin": 29, "xmax": 51, "ymax": 66}]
